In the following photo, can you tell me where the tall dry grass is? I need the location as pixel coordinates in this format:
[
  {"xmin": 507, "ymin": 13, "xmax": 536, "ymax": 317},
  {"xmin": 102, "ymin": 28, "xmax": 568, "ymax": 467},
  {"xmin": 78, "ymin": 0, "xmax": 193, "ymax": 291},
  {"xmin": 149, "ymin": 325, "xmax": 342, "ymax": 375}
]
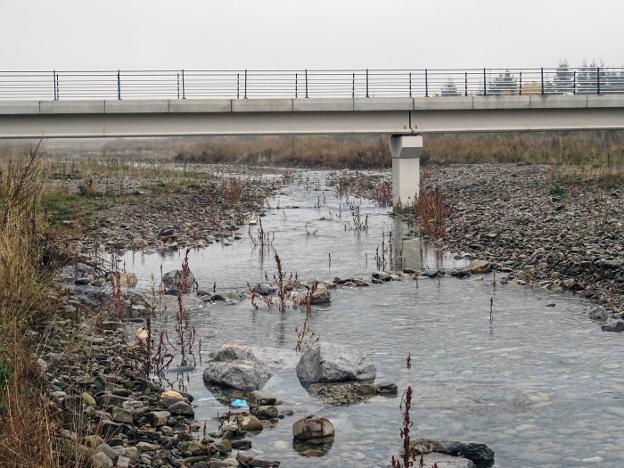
[{"xmin": 0, "ymin": 143, "xmax": 60, "ymax": 467}]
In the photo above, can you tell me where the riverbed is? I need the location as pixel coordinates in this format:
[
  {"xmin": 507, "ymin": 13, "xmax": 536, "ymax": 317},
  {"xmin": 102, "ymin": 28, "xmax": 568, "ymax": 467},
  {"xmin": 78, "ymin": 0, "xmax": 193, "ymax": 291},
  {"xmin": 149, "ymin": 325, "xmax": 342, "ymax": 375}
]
[{"xmin": 122, "ymin": 170, "xmax": 622, "ymax": 467}]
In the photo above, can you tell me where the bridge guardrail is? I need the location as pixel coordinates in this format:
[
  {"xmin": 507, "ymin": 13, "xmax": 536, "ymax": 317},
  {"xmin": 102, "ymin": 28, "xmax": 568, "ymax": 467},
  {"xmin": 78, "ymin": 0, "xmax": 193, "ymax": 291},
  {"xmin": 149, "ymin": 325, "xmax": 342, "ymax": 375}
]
[{"xmin": 0, "ymin": 68, "xmax": 622, "ymax": 101}]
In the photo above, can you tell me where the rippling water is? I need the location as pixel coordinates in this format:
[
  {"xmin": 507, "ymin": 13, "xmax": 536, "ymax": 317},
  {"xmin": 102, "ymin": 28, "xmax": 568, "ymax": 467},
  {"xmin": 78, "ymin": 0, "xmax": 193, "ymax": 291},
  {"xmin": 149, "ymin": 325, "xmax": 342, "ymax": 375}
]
[{"xmin": 122, "ymin": 170, "xmax": 622, "ymax": 467}]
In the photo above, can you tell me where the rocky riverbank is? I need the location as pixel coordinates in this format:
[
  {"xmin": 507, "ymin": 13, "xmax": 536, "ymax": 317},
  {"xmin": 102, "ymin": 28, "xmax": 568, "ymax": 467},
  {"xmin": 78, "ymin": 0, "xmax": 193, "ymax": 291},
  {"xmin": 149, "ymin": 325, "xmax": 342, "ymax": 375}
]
[
  {"xmin": 421, "ymin": 163, "xmax": 623, "ymax": 321},
  {"xmin": 44, "ymin": 162, "xmax": 279, "ymax": 256}
]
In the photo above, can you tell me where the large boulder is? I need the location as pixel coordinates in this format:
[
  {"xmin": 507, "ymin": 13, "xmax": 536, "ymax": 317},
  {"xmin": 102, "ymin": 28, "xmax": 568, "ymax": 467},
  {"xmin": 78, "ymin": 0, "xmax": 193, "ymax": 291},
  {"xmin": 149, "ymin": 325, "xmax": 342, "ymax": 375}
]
[
  {"xmin": 203, "ymin": 343, "xmax": 273, "ymax": 391},
  {"xmin": 162, "ymin": 269, "xmax": 197, "ymax": 290},
  {"xmin": 296, "ymin": 342, "xmax": 376, "ymax": 384}
]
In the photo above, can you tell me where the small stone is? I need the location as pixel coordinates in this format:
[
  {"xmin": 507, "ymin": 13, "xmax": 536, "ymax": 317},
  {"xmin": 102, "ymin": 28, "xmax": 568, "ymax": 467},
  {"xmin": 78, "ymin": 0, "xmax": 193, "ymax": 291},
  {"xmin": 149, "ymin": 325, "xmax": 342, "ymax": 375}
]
[
  {"xmin": 231, "ymin": 439, "xmax": 252, "ymax": 450},
  {"xmin": 167, "ymin": 400, "xmax": 194, "ymax": 417},
  {"xmin": 91, "ymin": 452, "xmax": 114, "ymax": 468},
  {"xmin": 251, "ymin": 405, "xmax": 278, "ymax": 420},
  {"xmin": 248, "ymin": 391, "xmax": 277, "ymax": 406},
  {"xmin": 112, "ymin": 407, "xmax": 133, "ymax": 424},
  {"xmin": 238, "ymin": 415, "xmax": 263, "ymax": 432},
  {"xmin": 136, "ymin": 441, "xmax": 160, "ymax": 452},
  {"xmin": 147, "ymin": 411, "xmax": 171, "ymax": 427}
]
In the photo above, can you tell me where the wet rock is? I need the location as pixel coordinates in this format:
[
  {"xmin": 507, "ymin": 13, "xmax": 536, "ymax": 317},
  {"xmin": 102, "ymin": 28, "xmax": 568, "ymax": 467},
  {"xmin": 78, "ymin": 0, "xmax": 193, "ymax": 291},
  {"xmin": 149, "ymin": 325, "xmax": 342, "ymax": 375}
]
[
  {"xmin": 250, "ymin": 284, "xmax": 276, "ymax": 296},
  {"xmin": 589, "ymin": 307, "xmax": 609, "ymax": 321},
  {"xmin": 375, "ymin": 382, "xmax": 398, "ymax": 395},
  {"xmin": 251, "ymin": 405, "xmax": 278, "ymax": 420},
  {"xmin": 231, "ymin": 439, "xmax": 253, "ymax": 450},
  {"xmin": 468, "ymin": 259, "xmax": 491, "ymax": 274},
  {"xmin": 238, "ymin": 415, "xmax": 264, "ymax": 432},
  {"xmin": 296, "ymin": 342, "xmax": 376, "ymax": 384},
  {"xmin": 292, "ymin": 415, "xmax": 335, "ymax": 441},
  {"xmin": 248, "ymin": 390, "xmax": 277, "ymax": 406},
  {"xmin": 451, "ymin": 269, "xmax": 471, "ymax": 278},
  {"xmin": 310, "ymin": 287, "xmax": 331, "ymax": 305},
  {"xmin": 203, "ymin": 343, "xmax": 273, "ymax": 391},
  {"xmin": 421, "ymin": 453, "xmax": 475, "ymax": 467},
  {"xmin": 423, "ymin": 269, "xmax": 439, "ymax": 278},
  {"xmin": 411, "ymin": 439, "xmax": 495, "ymax": 468},
  {"xmin": 601, "ymin": 321, "xmax": 624, "ymax": 332},
  {"xmin": 162, "ymin": 269, "xmax": 197, "ymax": 290},
  {"xmin": 372, "ymin": 271, "xmax": 392, "ymax": 281}
]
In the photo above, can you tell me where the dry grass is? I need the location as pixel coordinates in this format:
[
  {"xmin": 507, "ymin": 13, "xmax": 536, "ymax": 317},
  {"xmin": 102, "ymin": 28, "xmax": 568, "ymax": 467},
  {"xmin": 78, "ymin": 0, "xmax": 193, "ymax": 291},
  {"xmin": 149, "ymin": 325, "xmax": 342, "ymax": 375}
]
[
  {"xmin": 0, "ymin": 144, "xmax": 60, "ymax": 467},
  {"xmin": 412, "ymin": 171, "xmax": 451, "ymax": 239}
]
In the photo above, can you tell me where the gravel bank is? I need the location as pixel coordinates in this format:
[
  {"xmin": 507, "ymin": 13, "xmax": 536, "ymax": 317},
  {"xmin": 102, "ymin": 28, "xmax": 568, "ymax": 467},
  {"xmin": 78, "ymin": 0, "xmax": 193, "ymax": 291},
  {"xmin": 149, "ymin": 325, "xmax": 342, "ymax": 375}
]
[{"xmin": 425, "ymin": 163, "xmax": 623, "ymax": 318}]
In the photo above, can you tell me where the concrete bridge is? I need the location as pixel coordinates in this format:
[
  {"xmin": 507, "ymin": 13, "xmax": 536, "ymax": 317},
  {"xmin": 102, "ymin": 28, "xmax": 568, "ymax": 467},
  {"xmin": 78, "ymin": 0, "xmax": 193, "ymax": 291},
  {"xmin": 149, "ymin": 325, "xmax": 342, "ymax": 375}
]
[{"xmin": 1, "ymin": 67, "xmax": 624, "ymax": 205}]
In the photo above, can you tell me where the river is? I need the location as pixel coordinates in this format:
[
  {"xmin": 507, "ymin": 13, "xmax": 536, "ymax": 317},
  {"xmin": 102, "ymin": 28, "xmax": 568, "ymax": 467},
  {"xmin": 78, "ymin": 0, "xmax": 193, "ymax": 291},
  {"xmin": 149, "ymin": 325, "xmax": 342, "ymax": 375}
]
[{"xmin": 121, "ymin": 170, "xmax": 622, "ymax": 467}]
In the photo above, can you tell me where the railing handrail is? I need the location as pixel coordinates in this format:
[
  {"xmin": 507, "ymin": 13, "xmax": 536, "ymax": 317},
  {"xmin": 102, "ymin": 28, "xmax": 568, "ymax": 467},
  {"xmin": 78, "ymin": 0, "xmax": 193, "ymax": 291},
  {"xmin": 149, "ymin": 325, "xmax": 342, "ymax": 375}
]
[{"xmin": 0, "ymin": 67, "xmax": 622, "ymax": 101}]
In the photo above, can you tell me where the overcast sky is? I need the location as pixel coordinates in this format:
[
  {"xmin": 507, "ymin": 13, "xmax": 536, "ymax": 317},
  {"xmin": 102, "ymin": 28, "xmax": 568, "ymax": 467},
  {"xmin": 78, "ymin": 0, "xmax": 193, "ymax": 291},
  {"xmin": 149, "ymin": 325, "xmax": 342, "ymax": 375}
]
[{"xmin": 1, "ymin": 0, "xmax": 621, "ymax": 70}]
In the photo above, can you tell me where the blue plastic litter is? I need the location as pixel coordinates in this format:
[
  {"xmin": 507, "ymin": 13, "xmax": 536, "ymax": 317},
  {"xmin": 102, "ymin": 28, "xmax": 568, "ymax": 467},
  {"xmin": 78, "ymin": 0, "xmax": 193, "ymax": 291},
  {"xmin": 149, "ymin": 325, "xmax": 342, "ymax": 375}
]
[{"xmin": 231, "ymin": 399, "xmax": 248, "ymax": 408}]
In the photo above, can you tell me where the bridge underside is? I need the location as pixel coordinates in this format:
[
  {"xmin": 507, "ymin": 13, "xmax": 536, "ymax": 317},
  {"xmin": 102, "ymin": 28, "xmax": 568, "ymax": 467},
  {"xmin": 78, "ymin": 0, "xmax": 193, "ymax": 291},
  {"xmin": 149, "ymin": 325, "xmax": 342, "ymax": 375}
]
[
  {"xmin": 0, "ymin": 108, "xmax": 623, "ymax": 139},
  {"xmin": 1, "ymin": 95, "xmax": 624, "ymax": 138}
]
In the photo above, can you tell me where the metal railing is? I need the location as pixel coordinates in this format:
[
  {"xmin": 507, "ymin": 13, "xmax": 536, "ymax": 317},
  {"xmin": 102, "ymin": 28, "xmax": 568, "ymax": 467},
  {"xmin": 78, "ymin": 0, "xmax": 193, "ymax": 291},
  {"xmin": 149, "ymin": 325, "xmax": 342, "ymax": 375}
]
[{"xmin": 1, "ymin": 67, "xmax": 623, "ymax": 101}]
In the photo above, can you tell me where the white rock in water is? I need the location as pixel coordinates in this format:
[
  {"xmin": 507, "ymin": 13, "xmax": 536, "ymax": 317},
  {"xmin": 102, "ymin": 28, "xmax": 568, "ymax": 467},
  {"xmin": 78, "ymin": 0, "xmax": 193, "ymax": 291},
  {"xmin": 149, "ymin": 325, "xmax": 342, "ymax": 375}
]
[
  {"xmin": 296, "ymin": 342, "xmax": 376, "ymax": 384},
  {"xmin": 203, "ymin": 343, "xmax": 273, "ymax": 391}
]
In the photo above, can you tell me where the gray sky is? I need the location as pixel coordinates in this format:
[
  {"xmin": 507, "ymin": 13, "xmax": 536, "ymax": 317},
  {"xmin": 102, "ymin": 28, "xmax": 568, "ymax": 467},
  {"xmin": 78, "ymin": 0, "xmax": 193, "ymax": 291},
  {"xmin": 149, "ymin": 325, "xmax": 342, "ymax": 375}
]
[{"xmin": 0, "ymin": 0, "xmax": 621, "ymax": 70}]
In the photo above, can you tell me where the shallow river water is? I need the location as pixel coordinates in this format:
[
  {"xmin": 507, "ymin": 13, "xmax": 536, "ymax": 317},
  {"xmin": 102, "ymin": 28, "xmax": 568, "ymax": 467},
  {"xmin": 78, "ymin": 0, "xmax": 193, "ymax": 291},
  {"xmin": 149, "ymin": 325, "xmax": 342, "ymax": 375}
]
[{"xmin": 122, "ymin": 171, "xmax": 624, "ymax": 467}]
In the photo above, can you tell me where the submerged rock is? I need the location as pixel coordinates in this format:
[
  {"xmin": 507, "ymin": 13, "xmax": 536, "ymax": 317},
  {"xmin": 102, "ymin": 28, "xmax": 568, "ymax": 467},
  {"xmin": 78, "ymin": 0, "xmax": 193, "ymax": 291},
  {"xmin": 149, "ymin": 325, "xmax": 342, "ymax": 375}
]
[
  {"xmin": 411, "ymin": 439, "xmax": 495, "ymax": 468},
  {"xmin": 296, "ymin": 342, "xmax": 376, "ymax": 384},
  {"xmin": 601, "ymin": 321, "xmax": 624, "ymax": 332},
  {"xmin": 203, "ymin": 343, "xmax": 273, "ymax": 391}
]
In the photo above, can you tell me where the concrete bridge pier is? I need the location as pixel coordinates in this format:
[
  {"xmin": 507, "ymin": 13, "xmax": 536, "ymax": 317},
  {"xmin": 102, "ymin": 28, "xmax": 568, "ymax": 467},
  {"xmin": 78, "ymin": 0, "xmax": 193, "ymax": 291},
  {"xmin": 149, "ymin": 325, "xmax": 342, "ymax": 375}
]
[{"xmin": 390, "ymin": 134, "xmax": 422, "ymax": 207}]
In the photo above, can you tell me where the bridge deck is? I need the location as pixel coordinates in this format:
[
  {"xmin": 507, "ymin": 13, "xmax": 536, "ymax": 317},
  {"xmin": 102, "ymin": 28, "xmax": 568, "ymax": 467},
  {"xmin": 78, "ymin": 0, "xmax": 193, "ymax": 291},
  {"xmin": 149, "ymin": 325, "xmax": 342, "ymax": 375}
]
[{"xmin": 0, "ymin": 95, "xmax": 623, "ymax": 138}]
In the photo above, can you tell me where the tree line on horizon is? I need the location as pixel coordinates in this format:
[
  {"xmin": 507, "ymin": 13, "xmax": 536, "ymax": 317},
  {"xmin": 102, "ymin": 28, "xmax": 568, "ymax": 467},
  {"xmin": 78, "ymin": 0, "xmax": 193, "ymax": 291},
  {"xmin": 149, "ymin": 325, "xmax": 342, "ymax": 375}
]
[{"xmin": 439, "ymin": 59, "xmax": 624, "ymax": 97}]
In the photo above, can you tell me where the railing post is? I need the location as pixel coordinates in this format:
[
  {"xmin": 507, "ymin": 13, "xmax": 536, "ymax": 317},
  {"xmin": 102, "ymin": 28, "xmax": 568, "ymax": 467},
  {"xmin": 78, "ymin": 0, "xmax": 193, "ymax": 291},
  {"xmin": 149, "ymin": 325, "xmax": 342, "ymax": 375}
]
[
  {"xmin": 181, "ymin": 69, "xmax": 186, "ymax": 99},
  {"xmin": 483, "ymin": 68, "xmax": 487, "ymax": 96},
  {"xmin": 409, "ymin": 72, "xmax": 412, "ymax": 98},
  {"xmin": 352, "ymin": 72, "xmax": 355, "ymax": 98},
  {"xmin": 295, "ymin": 73, "xmax": 298, "ymax": 98},
  {"xmin": 365, "ymin": 68, "xmax": 369, "ymax": 98},
  {"xmin": 540, "ymin": 67, "xmax": 544, "ymax": 95},
  {"xmin": 236, "ymin": 73, "xmax": 240, "ymax": 99},
  {"xmin": 117, "ymin": 70, "xmax": 121, "ymax": 100},
  {"xmin": 597, "ymin": 67, "xmax": 601, "ymax": 95},
  {"xmin": 464, "ymin": 72, "xmax": 468, "ymax": 96},
  {"xmin": 176, "ymin": 73, "xmax": 180, "ymax": 99},
  {"xmin": 573, "ymin": 70, "xmax": 576, "ymax": 95},
  {"xmin": 244, "ymin": 69, "xmax": 248, "ymax": 99},
  {"xmin": 519, "ymin": 71, "xmax": 522, "ymax": 95},
  {"xmin": 305, "ymin": 69, "xmax": 308, "ymax": 98},
  {"xmin": 52, "ymin": 70, "xmax": 57, "ymax": 100},
  {"xmin": 425, "ymin": 68, "xmax": 429, "ymax": 97}
]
